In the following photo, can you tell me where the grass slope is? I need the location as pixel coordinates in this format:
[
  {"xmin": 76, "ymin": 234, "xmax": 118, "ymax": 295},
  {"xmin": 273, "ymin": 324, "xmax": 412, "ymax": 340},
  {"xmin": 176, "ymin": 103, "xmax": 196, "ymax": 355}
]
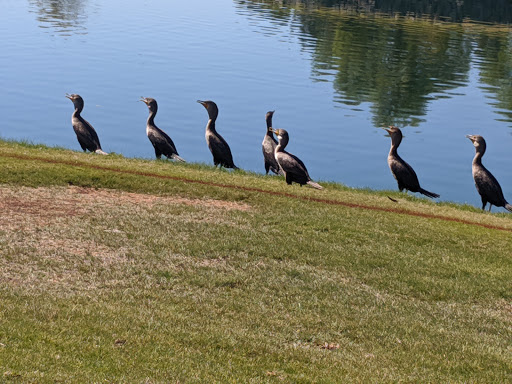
[{"xmin": 0, "ymin": 140, "xmax": 511, "ymax": 382}]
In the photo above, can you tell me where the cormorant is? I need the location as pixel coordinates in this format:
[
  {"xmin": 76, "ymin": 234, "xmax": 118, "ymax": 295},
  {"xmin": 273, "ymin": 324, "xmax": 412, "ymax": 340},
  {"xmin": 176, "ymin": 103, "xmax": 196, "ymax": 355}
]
[
  {"xmin": 384, "ymin": 126, "xmax": 439, "ymax": 198},
  {"xmin": 272, "ymin": 128, "xmax": 323, "ymax": 189},
  {"xmin": 140, "ymin": 97, "xmax": 185, "ymax": 162},
  {"xmin": 262, "ymin": 110, "xmax": 282, "ymax": 175},
  {"xmin": 197, "ymin": 100, "xmax": 238, "ymax": 169},
  {"xmin": 466, "ymin": 134, "xmax": 512, "ymax": 212},
  {"xmin": 65, "ymin": 93, "xmax": 108, "ymax": 155}
]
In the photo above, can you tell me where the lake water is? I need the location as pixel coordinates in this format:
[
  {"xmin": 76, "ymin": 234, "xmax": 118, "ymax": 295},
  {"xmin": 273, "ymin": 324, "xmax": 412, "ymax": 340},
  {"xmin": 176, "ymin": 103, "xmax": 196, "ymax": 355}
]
[{"xmin": 1, "ymin": 0, "xmax": 512, "ymax": 210}]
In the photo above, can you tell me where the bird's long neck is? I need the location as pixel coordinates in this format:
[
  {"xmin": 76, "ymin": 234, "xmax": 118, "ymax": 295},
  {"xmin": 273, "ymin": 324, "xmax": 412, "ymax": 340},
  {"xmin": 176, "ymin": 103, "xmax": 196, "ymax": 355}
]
[
  {"xmin": 72, "ymin": 105, "xmax": 83, "ymax": 118},
  {"xmin": 275, "ymin": 137, "xmax": 288, "ymax": 153},
  {"xmin": 206, "ymin": 119, "xmax": 216, "ymax": 133},
  {"xmin": 266, "ymin": 116, "xmax": 273, "ymax": 137},
  {"xmin": 147, "ymin": 110, "xmax": 156, "ymax": 127},
  {"xmin": 473, "ymin": 149, "xmax": 484, "ymax": 166},
  {"xmin": 389, "ymin": 143, "xmax": 399, "ymax": 157},
  {"xmin": 389, "ymin": 136, "xmax": 401, "ymax": 157}
]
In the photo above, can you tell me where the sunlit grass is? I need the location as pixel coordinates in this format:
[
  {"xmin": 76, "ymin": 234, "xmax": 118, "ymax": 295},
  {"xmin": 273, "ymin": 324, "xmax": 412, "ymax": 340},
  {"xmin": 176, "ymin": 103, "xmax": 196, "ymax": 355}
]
[{"xmin": 0, "ymin": 140, "xmax": 511, "ymax": 382}]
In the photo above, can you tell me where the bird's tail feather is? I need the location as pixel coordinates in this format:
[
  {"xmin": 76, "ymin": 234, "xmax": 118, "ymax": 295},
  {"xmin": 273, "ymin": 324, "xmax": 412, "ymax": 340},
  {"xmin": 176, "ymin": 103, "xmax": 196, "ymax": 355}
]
[
  {"xmin": 171, "ymin": 154, "xmax": 186, "ymax": 162},
  {"xmin": 307, "ymin": 181, "xmax": 323, "ymax": 190},
  {"xmin": 505, "ymin": 203, "xmax": 512, "ymax": 213},
  {"xmin": 419, "ymin": 188, "xmax": 439, "ymax": 199},
  {"xmin": 95, "ymin": 149, "xmax": 108, "ymax": 155}
]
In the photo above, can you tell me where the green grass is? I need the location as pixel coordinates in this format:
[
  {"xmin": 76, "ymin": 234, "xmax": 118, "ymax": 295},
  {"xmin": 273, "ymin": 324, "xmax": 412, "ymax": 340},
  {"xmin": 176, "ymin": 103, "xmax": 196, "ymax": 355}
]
[{"xmin": 0, "ymin": 140, "xmax": 511, "ymax": 382}]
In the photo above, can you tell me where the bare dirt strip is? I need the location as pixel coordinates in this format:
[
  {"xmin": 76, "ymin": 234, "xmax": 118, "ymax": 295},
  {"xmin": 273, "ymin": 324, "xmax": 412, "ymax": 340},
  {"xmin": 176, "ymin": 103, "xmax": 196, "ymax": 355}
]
[{"xmin": 2, "ymin": 152, "xmax": 512, "ymax": 233}]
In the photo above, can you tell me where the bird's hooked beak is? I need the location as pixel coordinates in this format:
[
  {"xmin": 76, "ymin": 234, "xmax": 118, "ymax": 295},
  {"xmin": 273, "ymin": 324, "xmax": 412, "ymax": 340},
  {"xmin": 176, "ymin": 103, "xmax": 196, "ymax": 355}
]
[
  {"xmin": 381, "ymin": 126, "xmax": 392, "ymax": 136},
  {"xmin": 466, "ymin": 134, "xmax": 474, "ymax": 142},
  {"xmin": 139, "ymin": 96, "xmax": 148, "ymax": 104},
  {"xmin": 384, "ymin": 126, "xmax": 401, "ymax": 138},
  {"xmin": 272, "ymin": 128, "xmax": 280, "ymax": 136},
  {"xmin": 65, "ymin": 93, "xmax": 72, "ymax": 100},
  {"xmin": 197, "ymin": 100, "xmax": 206, "ymax": 107}
]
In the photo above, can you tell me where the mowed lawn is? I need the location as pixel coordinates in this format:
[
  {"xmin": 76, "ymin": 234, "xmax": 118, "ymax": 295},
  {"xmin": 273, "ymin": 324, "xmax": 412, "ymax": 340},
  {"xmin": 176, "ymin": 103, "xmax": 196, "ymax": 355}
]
[{"xmin": 0, "ymin": 141, "xmax": 511, "ymax": 382}]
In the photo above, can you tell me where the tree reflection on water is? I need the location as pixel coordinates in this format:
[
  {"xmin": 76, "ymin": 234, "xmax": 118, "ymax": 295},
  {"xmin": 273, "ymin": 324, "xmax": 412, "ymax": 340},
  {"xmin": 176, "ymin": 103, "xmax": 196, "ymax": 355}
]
[
  {"xmin": 254, "ymin": 0, "xmax": 512, "ymax": 24},
  {"xmin": 28, "ymin": 0, "xmax": 89, "ymax": 35},
  {"xmin": 235, "ymin": 0, "xmax": 512, "ymax": 127}
]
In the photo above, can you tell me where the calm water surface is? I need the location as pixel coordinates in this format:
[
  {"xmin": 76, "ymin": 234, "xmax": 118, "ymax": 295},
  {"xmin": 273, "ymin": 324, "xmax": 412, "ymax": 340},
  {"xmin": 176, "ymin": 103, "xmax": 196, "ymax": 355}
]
[{"xmin": 1, "ymin": 0, "xmax": 512, "ymax": 209}]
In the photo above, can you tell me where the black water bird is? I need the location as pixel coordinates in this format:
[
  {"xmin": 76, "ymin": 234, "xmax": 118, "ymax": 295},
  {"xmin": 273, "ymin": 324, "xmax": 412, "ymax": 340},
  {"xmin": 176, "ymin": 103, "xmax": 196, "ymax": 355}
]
[
  {"xmin": 272, "ymin": 128, "xmax": 322, "ymax": 189},
  {"xmin": 262, "ymin": 110, "xmax": 282, "ymax": 175},
  {"xmin": 65, "ymin": 93, "xmax": 107, "ymax": 155},
  {"xmin": 466, "ymin": 134, "xmax": 512, "ymax": 212},
  {"xmin": 384, "ymin": 126, "xmax": 439, "ymax": 198},
  {"xmin": 140, "ymin": 97, "xmax": 185, "ymax": 162},
  {"xmin": 197, "ymin": 100, "xmax": 238, "ymax": 169}
]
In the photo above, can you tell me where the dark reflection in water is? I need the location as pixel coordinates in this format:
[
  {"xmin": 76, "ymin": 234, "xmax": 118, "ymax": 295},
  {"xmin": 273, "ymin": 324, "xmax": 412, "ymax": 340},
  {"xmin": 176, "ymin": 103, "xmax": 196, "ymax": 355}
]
[
  {"xmin": 259, "ymin": 0, "xmax": 512, "ymax": 24},
  {"xmin": 28, "ymin": 0, "xmax": 89, "ymax": 35},
  {"xmin": 235, "ymin": 0, "xmax": 512, "ymax": 128},
  {"xmin": 476, "ymin": 34, "xmax": 512, "ymax": 123}
]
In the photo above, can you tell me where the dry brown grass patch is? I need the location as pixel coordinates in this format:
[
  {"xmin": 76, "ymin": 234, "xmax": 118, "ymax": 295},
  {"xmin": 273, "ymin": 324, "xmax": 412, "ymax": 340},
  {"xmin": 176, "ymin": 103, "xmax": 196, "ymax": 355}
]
[
  {"xmin": 0, "ymin": 185, "xmax": 250, "ymax": 229},
  {"xmin": 0, "ymin": 185, "xmax": 251, "ymax": 294},
  {"xmin": 66, "ymin": 186, "xmax": 251, "ymax": 211}
]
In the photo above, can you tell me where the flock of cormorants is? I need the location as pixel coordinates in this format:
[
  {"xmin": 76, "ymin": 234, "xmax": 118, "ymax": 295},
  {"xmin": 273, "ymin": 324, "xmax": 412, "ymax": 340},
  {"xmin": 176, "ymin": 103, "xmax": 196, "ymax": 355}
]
[{"xmin": 65, "ymin": 93, "xmax": 512, "ymax": 213}]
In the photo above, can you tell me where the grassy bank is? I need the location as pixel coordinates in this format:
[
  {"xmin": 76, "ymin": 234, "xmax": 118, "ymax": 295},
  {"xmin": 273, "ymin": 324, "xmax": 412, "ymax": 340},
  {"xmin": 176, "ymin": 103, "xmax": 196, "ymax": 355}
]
[{"xmin": 0, "ymin": 140, "xmax": 511, "ymax": 382}]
